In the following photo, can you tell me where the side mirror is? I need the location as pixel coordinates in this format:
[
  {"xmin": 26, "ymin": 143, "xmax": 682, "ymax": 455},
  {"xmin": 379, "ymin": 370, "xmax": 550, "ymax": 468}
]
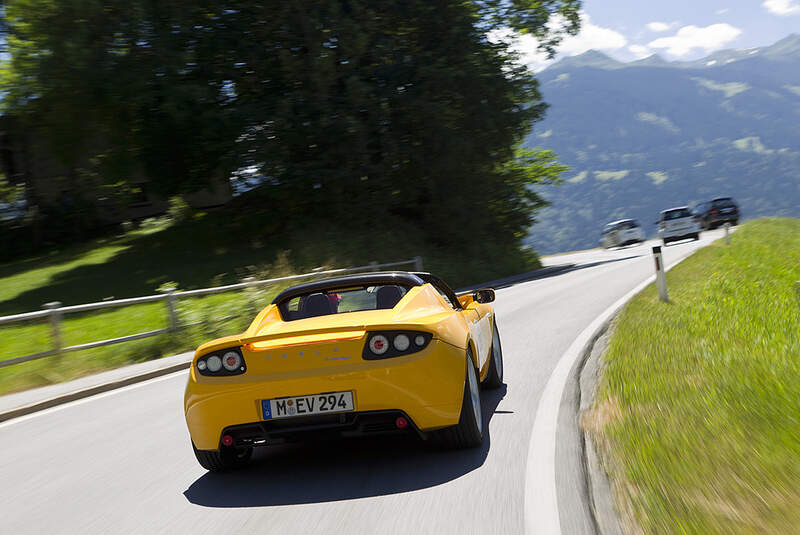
[{"xmin": 474, "ymin": 288, "xmax": 495, "ymax": 304}]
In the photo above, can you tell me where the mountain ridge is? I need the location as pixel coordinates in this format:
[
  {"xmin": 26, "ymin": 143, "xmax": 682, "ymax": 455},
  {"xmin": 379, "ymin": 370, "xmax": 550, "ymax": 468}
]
[
  {"xmin": 526, "ymin": 34, "xmax": 800, "ymax": 254},
  {"xmin": 544, "ymin": 33, "xmax": 800, "ymax": 72}
]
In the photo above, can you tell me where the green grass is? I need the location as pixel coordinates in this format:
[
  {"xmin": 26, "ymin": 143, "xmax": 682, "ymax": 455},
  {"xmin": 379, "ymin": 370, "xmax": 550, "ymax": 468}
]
[
  {"xmin": 0, "ymin": 204, "xmax": 540, "ymax": 395},
  {"xmin": 588, "ymin": 218, "xmax": 800, "ymax": 534}
]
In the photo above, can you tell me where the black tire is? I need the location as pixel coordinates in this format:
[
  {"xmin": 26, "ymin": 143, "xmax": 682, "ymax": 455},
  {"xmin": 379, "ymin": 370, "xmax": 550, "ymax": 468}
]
[
  {"xmin": 192, "ymin": 442, "xmax": 252, "ymax": 472},
  {"xmin": 435, "ymin": 350, "xmax": 483, "ymax": 449},
  {"xmin": 693, "ymin": 233, "xmax": 700, "ymax": 241},
  {"xmin": 482, "ymin": 321, "xmax": 504, "ymax": 389},
  {"xmin": 732, "ymin": 219, "xmax": 739, "ymax": 226}
]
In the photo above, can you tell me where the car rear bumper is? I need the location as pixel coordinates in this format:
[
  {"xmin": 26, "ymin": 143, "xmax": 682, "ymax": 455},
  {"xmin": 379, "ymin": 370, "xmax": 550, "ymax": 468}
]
[
  {"xmin": 659, "ymin": 225, "xmax": 700, "ymax": 239},
  {"xmin": 184, "ymin": 340, "xmax": 466, "ymax": 450},
  {"xmin": 216, "ymin": 409, "xmax": 422, "ymax": 450},
  {"xmin": 706, "ymin": 214, "xmax": 738, "ymax": 226}
]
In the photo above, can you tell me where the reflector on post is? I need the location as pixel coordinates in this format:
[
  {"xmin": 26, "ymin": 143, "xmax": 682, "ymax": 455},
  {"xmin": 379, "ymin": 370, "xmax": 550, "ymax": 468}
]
[{"xmin": 652, "ymin": 246, "xmax": 669, "ymax": 303}]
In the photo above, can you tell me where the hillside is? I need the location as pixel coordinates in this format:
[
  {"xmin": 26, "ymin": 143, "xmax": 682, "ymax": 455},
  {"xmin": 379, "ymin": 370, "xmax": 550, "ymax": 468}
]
[{"xmin": 525, "ymin": 34, "xmax": 800, "ymax": 254}]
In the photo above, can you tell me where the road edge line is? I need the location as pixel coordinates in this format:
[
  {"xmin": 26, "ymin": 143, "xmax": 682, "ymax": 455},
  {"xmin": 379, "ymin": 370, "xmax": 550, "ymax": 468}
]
[
  {"xmin": 0, "ymin": 361, "xmax": 190, "ymax": 424},
  {"xmin": 524, "ymin": 243, "xmax": 706, "ymax": 535}
]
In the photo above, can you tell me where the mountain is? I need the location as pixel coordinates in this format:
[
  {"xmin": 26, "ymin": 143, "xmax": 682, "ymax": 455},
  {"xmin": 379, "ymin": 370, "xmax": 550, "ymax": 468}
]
[{"xmin": 525, "ymin": 34, "xmax": 800, "ymax": 254}]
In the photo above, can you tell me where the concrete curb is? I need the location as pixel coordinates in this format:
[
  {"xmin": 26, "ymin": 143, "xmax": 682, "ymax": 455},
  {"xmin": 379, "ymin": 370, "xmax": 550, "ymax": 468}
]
[
  {"xmin": 578, "ymin": 322, "xmax": 624, "ymax": 535},
  {"xmin": 0, "ymin": 359, "xmax": 191, "ymax": 424}
]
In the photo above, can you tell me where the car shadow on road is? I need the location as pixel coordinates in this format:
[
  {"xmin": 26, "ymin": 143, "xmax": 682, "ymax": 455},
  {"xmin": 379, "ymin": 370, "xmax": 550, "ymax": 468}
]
[{"xmin": 183, "ymin": 384, "xmax": 507, "ymax": 508}]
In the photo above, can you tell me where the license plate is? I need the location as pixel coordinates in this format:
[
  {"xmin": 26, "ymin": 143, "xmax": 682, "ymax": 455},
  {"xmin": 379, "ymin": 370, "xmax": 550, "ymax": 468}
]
[{"xmin": 261, "ymin": 391, "xmax": 354, "ymax": 420}]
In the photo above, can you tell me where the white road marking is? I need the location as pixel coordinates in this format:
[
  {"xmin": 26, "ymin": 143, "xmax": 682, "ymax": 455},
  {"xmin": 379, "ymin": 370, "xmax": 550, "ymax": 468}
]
[
  {"xmin": 524, "ymin": 241, "xmax": 708, "ymax": 534},
  {"xmin": 0, "ymin": 369, "xmax": 188, "ymax": 430}
]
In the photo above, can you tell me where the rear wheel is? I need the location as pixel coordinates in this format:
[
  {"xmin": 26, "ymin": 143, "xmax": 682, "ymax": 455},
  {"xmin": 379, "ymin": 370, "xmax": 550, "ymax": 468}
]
[
  {"xmin": 482, "ymin": 322, "xmax": 504, "ymax": 389},
  {"xmin": 192, "ymin": 442, "xmax": 252, "ymax": 472},
  {"xmin": 693, "ymin": 233, "xmax": 700, "ymax": 240},
  {"xmin": 435, "ymin": 350, "xmax": 483, "ymax": 449}
]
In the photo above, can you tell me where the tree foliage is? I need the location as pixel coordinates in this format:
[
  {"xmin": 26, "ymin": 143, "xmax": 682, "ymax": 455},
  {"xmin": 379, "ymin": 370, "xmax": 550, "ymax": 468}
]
[{"xmin": 1, "ymin": 0, "xmax": 579, "ymax": 262}]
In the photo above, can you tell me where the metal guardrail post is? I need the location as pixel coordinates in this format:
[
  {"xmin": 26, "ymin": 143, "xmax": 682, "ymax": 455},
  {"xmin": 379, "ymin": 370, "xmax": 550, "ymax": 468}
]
[
  {"xmin": 43, "ymin": 302, "xmax": 63, "ymax": 356},
  {"xmin": 724, "ymin": 222, "xmax": 731, "ymax": 245},
  {"xmin": 242, "ymin": 276, "xmax": 258, "ymax": 314},
  {"xmin": 414, "ymin": 256, "xmax": 423, "ymax": 271},
  {"xmin": 652, "ymin": 246, "xmax": 669, "ymax": 303},
  {"xmin": 159, "ymin": 290, "xmax": 179, "ymax": 332}
]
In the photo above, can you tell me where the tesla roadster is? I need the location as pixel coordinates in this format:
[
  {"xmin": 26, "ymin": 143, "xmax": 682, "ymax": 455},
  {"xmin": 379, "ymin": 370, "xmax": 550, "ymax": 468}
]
[{"xmin": 184, "ymin": 271, "xmax": 503, "ymax": 471}]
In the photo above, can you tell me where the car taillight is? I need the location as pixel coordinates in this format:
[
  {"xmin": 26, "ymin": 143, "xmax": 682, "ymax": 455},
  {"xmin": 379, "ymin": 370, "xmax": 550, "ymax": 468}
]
[
  {"xmin": 368, "ymin": 335, "xmax": 389, "ymax": 355},
  {"xmin": 196, "ymin": 348, "xmax": 247, "ymax": 376},
  {"xmin": 363, "ymin": 331, "xmax": 433, "ymax": 360},
  {"xmin": 710, "ymin": 209, "xmax": 718, "ymax": 215}
]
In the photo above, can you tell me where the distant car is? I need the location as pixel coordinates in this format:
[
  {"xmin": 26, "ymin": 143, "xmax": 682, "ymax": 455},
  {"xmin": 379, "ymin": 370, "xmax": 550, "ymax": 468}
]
[
  {"xmin": 657, "ymin": 206, "xmax": 701, "ymax": 245},
  {"xmin": 184, "ymin": 271, "xmax": 503, "ymax": 471},
  {"xmin": 694, "ymin": 197, "xmax": 740, "ymax": 230},
  {"xmin": 600, "ymin": 219, "xmax": 645, "ymax": 248}
]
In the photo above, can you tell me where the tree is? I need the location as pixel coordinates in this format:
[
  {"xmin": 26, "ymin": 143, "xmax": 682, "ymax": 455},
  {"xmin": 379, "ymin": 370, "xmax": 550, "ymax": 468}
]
[{"xmin": 1, "ymin": 0, "xmax": 580, "ymax": 262}]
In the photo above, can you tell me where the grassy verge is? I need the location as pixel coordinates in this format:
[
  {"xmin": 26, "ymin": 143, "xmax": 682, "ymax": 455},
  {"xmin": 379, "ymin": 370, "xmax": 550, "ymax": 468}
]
[
  {"xmin": 0, "ymin": 287, "xmax": 276, "ymax": 394},
  {"xmin": 587, "ymin": 218, "xmax": 800, "ymax": 533}
]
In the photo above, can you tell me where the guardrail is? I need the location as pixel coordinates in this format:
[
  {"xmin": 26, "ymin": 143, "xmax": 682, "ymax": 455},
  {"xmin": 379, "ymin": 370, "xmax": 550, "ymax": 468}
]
[{"xmin": 0, "ymin": 257, "xmax": 423, "ymax": 369}]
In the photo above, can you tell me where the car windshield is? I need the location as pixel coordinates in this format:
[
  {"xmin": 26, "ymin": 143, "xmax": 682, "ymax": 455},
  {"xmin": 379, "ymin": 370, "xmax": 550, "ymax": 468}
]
[
  {"xmin": 713, "ymin": 198, "xmax": 736, "ymax": 208},
  {"xmin": 620, "ymin": 220, "xmax": 639, "ymax": 229},
  {"xmin": 278, "ymin": 284, "xmax": 410, "ymax": 320},
  {"xmin": 664, "ymin": 209, "xmax": 691, "ymax": 220}
]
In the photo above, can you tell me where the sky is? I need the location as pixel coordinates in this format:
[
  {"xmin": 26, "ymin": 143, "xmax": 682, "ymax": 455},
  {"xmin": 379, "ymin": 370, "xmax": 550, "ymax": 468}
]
[{"xmin": 511, "ymin": 0, "xmax": 800, "ymax": 70}]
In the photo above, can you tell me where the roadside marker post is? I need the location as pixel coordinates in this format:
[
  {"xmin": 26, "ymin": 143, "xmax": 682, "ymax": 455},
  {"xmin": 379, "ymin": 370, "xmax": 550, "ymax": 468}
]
[
  {"xmin": 724, "ymin": 222, "xmax": 731, "ymax": 245},
  {"xmin": 652, "ymin": 246, "xmax": 669, "ymax": 302}
]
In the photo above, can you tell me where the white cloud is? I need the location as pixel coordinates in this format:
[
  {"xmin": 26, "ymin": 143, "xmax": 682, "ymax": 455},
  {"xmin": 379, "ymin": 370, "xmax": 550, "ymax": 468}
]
[
  {"xmin": 763, "ymin": 0, "xmax": 800, "ymax": 15},
  {"xmin": 647, "ymin": 24, "xmax": 742, "ymax": 57},
  {"xmin": 628, "ymin": 44, "xmax": 652, "ymax": 59},
  {"xmin": 558, "ymin": 14, "xmax": 627, "ymax": 55},
  {"xmin": 492, "ymin": 13, "xmax": 627, "ymax": 71},
  {"xmin": 646, "ymin": 22, "xmax": 671, "ymax": 32},
  {"xmin": 716, "ymin": 8, "xmax": 730, "ymax": 14}
]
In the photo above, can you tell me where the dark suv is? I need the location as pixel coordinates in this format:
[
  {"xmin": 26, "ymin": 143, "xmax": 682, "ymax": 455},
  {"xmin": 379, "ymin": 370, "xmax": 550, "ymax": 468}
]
[{"xmin": 694, "ymin": 197, "xmax": 740, "ymax": 230}]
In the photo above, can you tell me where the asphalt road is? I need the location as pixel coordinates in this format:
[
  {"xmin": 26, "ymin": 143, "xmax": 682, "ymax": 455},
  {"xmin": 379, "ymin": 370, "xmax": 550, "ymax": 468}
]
[{"xmin": 0, "ymin": 231, "xmax": 725, "ymax": 535}]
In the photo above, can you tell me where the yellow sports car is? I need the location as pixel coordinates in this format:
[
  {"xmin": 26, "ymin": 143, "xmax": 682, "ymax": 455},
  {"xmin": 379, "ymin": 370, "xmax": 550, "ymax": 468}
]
[{"xmin": 184, "ymin": 271, "xmax": 503, "ymax": 471}]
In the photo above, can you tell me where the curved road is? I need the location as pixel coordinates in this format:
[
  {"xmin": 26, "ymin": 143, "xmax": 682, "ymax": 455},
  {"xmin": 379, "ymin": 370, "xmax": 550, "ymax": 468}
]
[{"xmin": 0, "ymin": 231, "xmax": 724, "ymax": 535}]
